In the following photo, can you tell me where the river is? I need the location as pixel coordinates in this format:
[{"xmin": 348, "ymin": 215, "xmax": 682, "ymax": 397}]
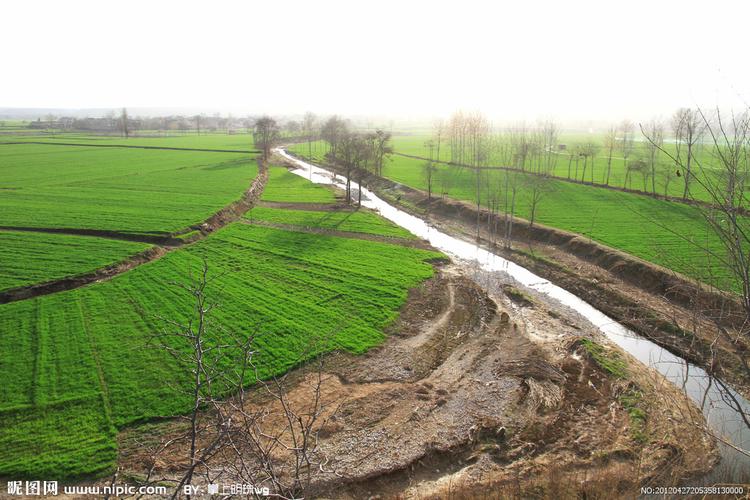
[{"xmin": 275, "ymin": 148, "xmax": 750, "ymax": 481}]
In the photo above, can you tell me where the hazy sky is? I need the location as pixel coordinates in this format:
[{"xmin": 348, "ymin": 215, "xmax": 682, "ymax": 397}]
[{"xmin": 4, "ymin": 0, "xmax": 750, "ymax": 123}]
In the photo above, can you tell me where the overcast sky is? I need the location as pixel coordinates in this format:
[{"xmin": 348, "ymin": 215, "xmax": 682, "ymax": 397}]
[{"xmin": 4, "ymin": 0, "xmax": 749, "ymax": 124}]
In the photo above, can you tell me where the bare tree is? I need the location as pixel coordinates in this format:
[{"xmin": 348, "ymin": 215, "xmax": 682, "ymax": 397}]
[
  {"xmin": 502, "ymin": 170, "xmax": 519, "ymax": 249},
  {"xmin": 370, "ymin": 129, "xmax": 392, "ymax": 176},
  {"xmin": 603, "ymin": 126, "xmax": 617, "ymax": 185},
  {"xmin": 331, "ymin": 131, "xmax": 370, "ymax": 205},
  {"xmin": 467, "ymin": 112, "xmax": 491, "ymax": 238},
  {"xmin": 540, "ymin": 119, "xmax": 559, "ymax": 176},
  {"xmin": 526, "ymin": 173, "xmax": 552, "ymax": 228},
  {"xmin": 302, "ymin": 112, "xmax": 317, "ymax": 160},
  {"xmin": 625, "ymin": 157, "xmax": 649, "ymax": 191},
  {"xmin": 643, "ymin": 119, "xmax": 664, "ymax": 194},
  {"xmin": 423, "ymin": 139, "xmax": 437, "ymax": 202},
  {"xmin": 120, "ymin": 108, "xmax": 130, "ymax": 139},
  {"xmin": 644, "ymin": 107, "xmax": 750, "ymax": 324},
  {"xmin": 321, "ymin": 115, "xmax": 348, "ymax": 159},
  {"xmin": 580, "ymin": 140, "xmax": 600, "ymax": 183},
  {"xmin": 144, "ymin": 261, "xmax": 334, "ymax": 499},
  {"xmin": 254, "ymin": 116, "xmax": 280, "ymax": 161},
  {"xmin": 672, "ymin": 107, "xmax": 706, "ymax": 200},
  {"xmin": 433, "ymin": 119, "xmax": 445, "ymax": 164},
  {"xmin": 619, "ymin": 120, "xmax": 635, "ymax": 186}
]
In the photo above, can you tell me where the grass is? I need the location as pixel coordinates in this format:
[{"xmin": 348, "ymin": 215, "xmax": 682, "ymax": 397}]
[
  {"xmin": 581, "ymin": 339, "xmax": 628, "ymax": 379},
  {"xmin": 289, "ymin": 141, "xmax": 741, "ymax": 292},
  {"xmin": 247, "ymin": 207, "xmax": 416, "ymax": 239},
  {"xmin": 0, "ymin": 143, "xmax": 257, "ymax": 235},
  {"xmin": 261, "ymin": 165, "xmax": 337, "ymax": 203},
  {"xmin": 0, "ymin": 131, "xmax": 257, "ymax": 151},
  {"xmin": 0, "ymin": 223, "xmax": 441, "ymax": 477},
  {"xmin": 619, "ymin": 389, "xmax": 647, "ymax": 443},
  {"xmin": 388, "ymin": 133, "xmax": 722, "ymax": 203},
  {"xmin": 0, "ymin": 231, "xmax": 150, "ymax": 292}
]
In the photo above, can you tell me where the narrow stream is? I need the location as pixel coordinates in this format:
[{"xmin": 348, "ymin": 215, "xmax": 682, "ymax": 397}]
[{"xmin": 276, "ymin": 148, "xmax": 750, "ymax": 480}]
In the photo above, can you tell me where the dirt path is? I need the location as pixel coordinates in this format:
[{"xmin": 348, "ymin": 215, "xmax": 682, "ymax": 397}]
[{"xmin": 0, "ymin": 159, "xmax": 268, "ymax": 304}]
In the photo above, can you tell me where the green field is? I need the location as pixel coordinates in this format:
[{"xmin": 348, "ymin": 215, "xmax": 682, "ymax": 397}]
[
  {"xmin": 0, "ymin": 131, "xmax": 257, "ymax": 151},
  {"xmin": 261, "ymin": 165, "xmax": 337, "ymax": 203},
  {"xmin": 289, "ymin": 141, "xmax": 741, "ymax": 291},
  {"xmin": 0, "ymin": 231, "xmax": 150, "ymax": 292},
  {"xmin": 248, "ymin": 205, "xmax": 416, "ymax": 239},
  {"xmin": 0, "ymin": 143, "xmax": 257, "ymax": 235},
  {"xmin": 387, "ymin": 134, "xmax": 722, "ymax": 203},
  {"xmin": 0, "ymin": 220, "xmax": 440, "ymax": 477}
]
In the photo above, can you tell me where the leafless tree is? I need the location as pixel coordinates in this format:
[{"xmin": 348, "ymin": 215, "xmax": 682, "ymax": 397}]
[
  {"xmin": 502, "ymin": 170, "xmax": 520, "ymax": 249},
  {"xmin": 120, "ymin": 108, "xmax": 130, "ymax": 139},
  {"xmin": 467, "ymin": 113, "xmax": 491, "ymax": 238},
  {"xmin": 644, "ymin": 107, "xmax": 750, "ymax": 325},
  {"xmin": 143, "ymin": 261, "xmax": 334, "ymax": 499},
  {"xmin": 672, "ymin": 107, "xmax": 706, "ymax": 200},
  {"xmin": 433, "ymin": 119, "xmax": 445, "ymax": 163},
  {"xmin": 254, "ymin": 116, "xmax": 280, "ymax": 161},
  {"xmin": 603, "ymin": 126, "xmax": 617, "ymax": 185},
  {"xmin": 423, "ymin": 140, "xmax": 437, "ymax": 202},
  {"xmin": 525, "ymin": 173, "xmax": 552, "ymax": 228},
  {"xmin": 619, "ymin": 120, "xmax": 636, "ymax": 185},
  {"xmin": 331, "ymin": 131, "xmax": 371, "ymax": 205},
  {"xmin": 657, "ymin": 161, "xmax": 675, "ymax": 197},
  {"xmin": 369, "ymin": 129, "xmax": 392, "ymax": 176},
  {"xmin": 625, "ymin": 157, "xmax": 649, "ymax": 191},
  {"xmin": 643, "ymin": 119, "xmax": 664, "ymax": 194},
  {"xmin": 321, "ymin": 115, "xmax": 348, "ymax": 158},
  {"xmin": 302, "ymin": 112, "xmax": 318, "ymax": 160},
  {"xmin": 540, "ymin": 120, "xmax": 559, "ymax": 176},
  {"xmin": 580, "ymin": 140, "xmax": 600, "ymax": 183}
]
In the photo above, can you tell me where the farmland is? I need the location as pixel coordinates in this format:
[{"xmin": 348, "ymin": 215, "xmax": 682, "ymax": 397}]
[
  {"xmin": 0, "ymin": 132, "xmax": 441, "ymax": 478},
  {"xmin": 0, "ymin": 131, "xmax": 258, "ymax": 151},
  {"xmin": 288, "ymin": 140, "xmax": 741, "ymax": 291},
  {"xmin": 0, "ymin": 231, "xmax": 149, "ymax": 292},
  {"xmin": 0, "ymin": 221, "xmax": 440, "ymax": 477},
  {"xmin": 0, "ymin": 143, "xmax": 257, "ymax": 235},
  {"xmin": 387, "ymin": 134, "xmax": 723, "ymax": 203},
  {"xmin": 261, "ymin": 165, "xmax": 337, "ymax": 203},
  {"xmin": 247, "ymin": 206, "xmax": 417, "ymax": 239}
]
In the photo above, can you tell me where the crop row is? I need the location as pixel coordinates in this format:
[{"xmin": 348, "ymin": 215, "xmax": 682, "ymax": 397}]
[{"xmin": 0, "ymin": 223, "xmax": 441, "ymax": 476}]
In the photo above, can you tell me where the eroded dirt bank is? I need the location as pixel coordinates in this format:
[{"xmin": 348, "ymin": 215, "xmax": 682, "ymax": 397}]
[{"xmin": 116, "ymin": 264, "xmax": 716, "ymax": 498}]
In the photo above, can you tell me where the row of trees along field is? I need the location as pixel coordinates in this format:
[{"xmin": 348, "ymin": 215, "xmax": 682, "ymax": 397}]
[
  {"xmin": 419, "ymin": 110, "xmax": 715, "ymax": 200},
  {"xmin": 290, "ymin": 108, "xmax": 750, "ymax": 341},
  {"xmin": 295, "ymin": 115, "xmax": 394, "ymax": 206},
  {"xmin": 24, "ymin": 109, "xmax": 299, "ymax": 137},
  {"xmin": 254, "ymin": 114, "xmax": 394, "ymax": 208}
]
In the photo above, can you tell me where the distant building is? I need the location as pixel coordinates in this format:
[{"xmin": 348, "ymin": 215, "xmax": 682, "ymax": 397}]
[{"xmin": 557, "ymin": 144, "xmax": 567, "ymax": 151}]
